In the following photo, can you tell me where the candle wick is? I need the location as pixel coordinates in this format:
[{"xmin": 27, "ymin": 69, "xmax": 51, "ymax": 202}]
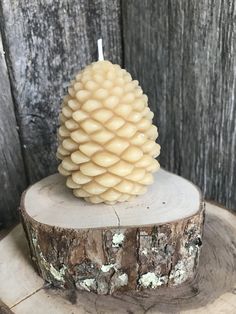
[{"xmin": 97, "ymin": 38, "xmax": 104, "ymax": 61}]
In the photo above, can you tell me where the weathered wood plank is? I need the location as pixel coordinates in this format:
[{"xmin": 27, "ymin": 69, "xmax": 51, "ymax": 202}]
[
  {"xmin": 0, "ymin": 0, "xmax": 122, "ymax": 183},
  {"xmin": 122, "ymin": 0, "xmax": 236, "ymax": 211},
  {"xmin": 0, "ymin": 33, "xmax": 27, "ymax": 228},
  {"xmin": 0, "ymin": 225, "xmax": 43, "ymax": 308}
]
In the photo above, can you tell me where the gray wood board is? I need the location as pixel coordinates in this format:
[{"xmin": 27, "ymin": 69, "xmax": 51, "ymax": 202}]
[
  {"xmin": 0, "ymin": 33, "xmax": 27, "ymax": 228},
  {"xmin": 0, "ymin": 0, "xmax": 122, "ymax": 183},
  {"xmin": 122, "ymin": 0, "xmax": 236, "ymax": 210}
]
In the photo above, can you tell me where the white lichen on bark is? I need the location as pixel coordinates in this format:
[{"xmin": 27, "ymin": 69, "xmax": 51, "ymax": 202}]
[
  {"xmin": 139, "ymin": 272, "xmax": 163, "ymax": 288},
  {"xmin": 49, "ymin": 264, "xmax": 66, "ymax": 283},
  {"xmin": 79, "ymin": 278, "xmax": 96, "ymax": 292},
  {"xmin": 101, "ymin": 264, "xmax": 116, "ymax": 272},
  {"xmin": 118, "ymin": 273, "xmax": 128, "ymax": 286},
  {"xmin": 169, "ymin": 260, "xmax": 189, "ymax": 285},
  {"xmin": 141, "ymin": 248, "xmax": 148, "ymax": 255},
  {"xmin": 112, "ymin": 233, "xmax": 125, "ymax": 247}
]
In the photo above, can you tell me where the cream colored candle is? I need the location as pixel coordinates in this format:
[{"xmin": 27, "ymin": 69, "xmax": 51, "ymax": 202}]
[{"xmin": 57, "ymin": 41, "xmax": 160, "ymax": 204}]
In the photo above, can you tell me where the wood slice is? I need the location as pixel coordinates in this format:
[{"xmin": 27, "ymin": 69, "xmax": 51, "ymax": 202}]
[{"xmin": 20, "ymin": 169, "xmax": 204, "ymax": 295}]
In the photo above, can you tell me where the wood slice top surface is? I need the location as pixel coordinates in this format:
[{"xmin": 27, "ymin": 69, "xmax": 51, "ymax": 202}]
[{"xmin": 24, "ymin": 169, "xmax": 201, "ymax": 229}]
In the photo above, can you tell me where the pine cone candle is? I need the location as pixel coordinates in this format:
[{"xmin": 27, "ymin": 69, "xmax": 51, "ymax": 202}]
[{"xmin": 57, "ymin": 61, "xmax": 160, "ymax": 204}]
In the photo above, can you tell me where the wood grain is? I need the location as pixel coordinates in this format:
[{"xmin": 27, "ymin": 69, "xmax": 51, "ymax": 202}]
[
  {"xmin": 122, "ymin": 0, "xmax": 236, "ymax": 211},
  {"xmin": 0, "ymin": 33, "xmax": 27, "ymax": 228},
  {"xmin": 22, "ymin": 169, "xmax": 201, "ymax": 229},
  {"xmin": 0, "ymin": 0, "xmax": 122, "ymax": 183}
]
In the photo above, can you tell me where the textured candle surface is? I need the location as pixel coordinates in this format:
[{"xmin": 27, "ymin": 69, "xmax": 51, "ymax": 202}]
[{"xmin": 57, "ymin": 61, "xmax": 160, "ymax": 204}]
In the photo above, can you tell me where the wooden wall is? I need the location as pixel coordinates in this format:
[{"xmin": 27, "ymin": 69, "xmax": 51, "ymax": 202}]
[
  {"xmin": 0, "ymin": 0, "xmax": 235, "ymax": 227},
  {"xmin": 0, "ymin": 0, "xmax": 122, "ymax": 227},
  {"xmin": 0, "ymin": 0, "xmax": 122, "ymax": 183},
  {"xmin": 0, "ymin": 34, "xmax": 27, "ymax": 228},
  {"xmin": 122, "ymin": 0, "xmax": 236, "ymax": 210}
]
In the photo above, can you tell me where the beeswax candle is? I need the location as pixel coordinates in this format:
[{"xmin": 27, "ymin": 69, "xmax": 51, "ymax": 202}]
[{"xmin": 57, "ymin": 41, "xmax": 160, "ymax": 204}]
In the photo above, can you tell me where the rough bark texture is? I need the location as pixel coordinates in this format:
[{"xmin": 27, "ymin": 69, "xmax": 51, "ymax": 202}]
[
  {"xmin": 0, "ymin": 0, "xmax": 122, "ymax": 183},
  {"xmin": 20, "ymin": 201, "xmax": 204, "ymax": 295},
  {"xmin": 0, "ymin": 33, "xmax": 27, "ymax": 228},
  {"xmin": 122, "ymin": 0, "xmax": 236, "ymax": 211}
]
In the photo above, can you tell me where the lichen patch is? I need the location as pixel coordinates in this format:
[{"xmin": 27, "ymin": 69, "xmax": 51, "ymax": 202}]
[
  {"xmin": 79, "ymin": 278, "xmax": 96, "ymax": 292},
  {"xmin": 49, "ymin": 264, "xmax": 66, "ymax": 283},
  {"xmin": 139, "ymin": 272, "xmax": 163, "ymax": 288},
  {"xmin": 112, "ymin": 233, "xmax": 125, "ymax": 247},
  {"xmin": 118, "ymin": 273, "xmax": 128, "ymax": 286},
  {"xmin": 101, "ymin": 264, "xmax": 115, "ymax": 272}
]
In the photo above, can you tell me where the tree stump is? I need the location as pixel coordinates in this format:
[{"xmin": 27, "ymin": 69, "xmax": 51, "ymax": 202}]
[{"xmin": 20, "ymin": 169, "xmax": 204, "ymax": 295}]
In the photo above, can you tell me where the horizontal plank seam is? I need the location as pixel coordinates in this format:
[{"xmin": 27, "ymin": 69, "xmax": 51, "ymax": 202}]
[{"xmin": 10, "ymin": 286, "xmax": 44, "ymax": 309}]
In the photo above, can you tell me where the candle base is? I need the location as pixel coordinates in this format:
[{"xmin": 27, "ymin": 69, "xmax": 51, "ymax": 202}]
[{"xmin": 20, "ymin": 169, "xmax": 204, "ymax": 295}]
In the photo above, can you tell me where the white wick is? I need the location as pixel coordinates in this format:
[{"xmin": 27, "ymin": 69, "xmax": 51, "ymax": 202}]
[{"xmin": 97, "ymin": 38, "xmax": 104, "ymax": 61}]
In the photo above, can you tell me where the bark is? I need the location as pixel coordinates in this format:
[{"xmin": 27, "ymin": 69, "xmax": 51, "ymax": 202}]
[{"xmin": 20, "ymin": 201, "xmax": 204, "ymax": 295}]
